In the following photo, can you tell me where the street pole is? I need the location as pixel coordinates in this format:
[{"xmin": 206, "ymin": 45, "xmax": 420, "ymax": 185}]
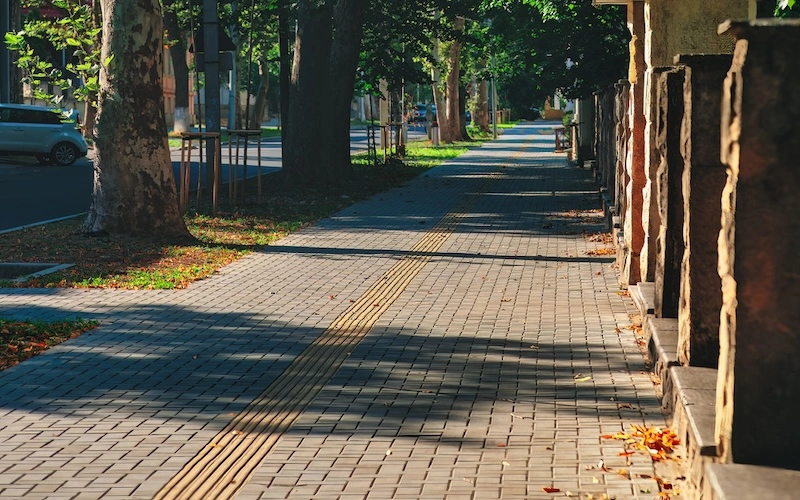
[
  {"xmin": 491, "ymin": 55, "xmax": 497, "ymax": 140},
  {"xmin": 0, "ymin": 0, "xmax": 10, "ymax": 103},
  {"xmin": 202, "ymin": 0, "xmax": 221, "ymax": 182}
]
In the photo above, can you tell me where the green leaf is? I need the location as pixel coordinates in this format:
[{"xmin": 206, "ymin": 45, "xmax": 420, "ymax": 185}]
[
  {"xmin": 104, "ymin": 54, "xmax": 115, "ymax": 66},
  {"xmin": 66, "ymin": 37, "xmax": 82, "ymax": 47}
]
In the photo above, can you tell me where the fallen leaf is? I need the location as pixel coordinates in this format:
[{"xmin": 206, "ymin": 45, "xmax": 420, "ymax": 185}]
[
  {"xmin": 385, "ymin": 449, "xmax": 392, "ymax": 456},
  {"xmin": 574, "ymin": 376, "xmax": 592, "ymax": 382},
  {"xmin": 616, "ymin": 468, "xmax": 630, "ymax": 479},
  {"xmin": 501, "ymin": 461, "xmax": 510, "ymax": 466},
  {"xmin": 542, "ymin": 487, "xmax": 560, "ymax": 493},
  {"xmin": 496, "ymin": 443, "xmax": 506, "ymax": 448},
  {"xmin": 592, "ymin": 476, "xmax": 600, "ymax": 484}
]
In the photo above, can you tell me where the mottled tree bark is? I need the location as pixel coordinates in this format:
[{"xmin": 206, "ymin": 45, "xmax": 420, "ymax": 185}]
[{"xmin": 82, "ymin": 0, "xmax": 190, "ymax": 239}]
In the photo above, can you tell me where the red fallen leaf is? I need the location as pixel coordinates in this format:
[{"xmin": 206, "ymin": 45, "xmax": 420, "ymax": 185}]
[
  {"xmin": 546, "ymin": 446, "xmax": 553, "ymax": 451},
  {"xmin": 349, "ymin": 300, "xmax": 355, "ymax": 303},
  {"xmin": 496, "ymin": 443, "xmax": 506, "ymax": 448},
  {"xmin": 329, "ymin": 295, "xmax": 336, "ymax": 300},
  {"xmin": 542, "ymin": 487, "xmax": 560, "ymax": 493},
  {"xmin": 619, "ymin": 451, "xmax": 635, "ymax": 456}
]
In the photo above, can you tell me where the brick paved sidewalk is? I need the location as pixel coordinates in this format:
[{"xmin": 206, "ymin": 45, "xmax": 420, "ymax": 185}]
[{"xmin": 0, "ymin": 123, "xmax": 676, "ymax": 499}]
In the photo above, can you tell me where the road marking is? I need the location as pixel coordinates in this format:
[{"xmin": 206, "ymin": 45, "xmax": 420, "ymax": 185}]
[
  {"xmin": 0, "ymin": 213, "xmax": 86, "ymax": 236},
  {"xmin": 155, "ymin": 141, "xmax": 529, "ymax": 500}
]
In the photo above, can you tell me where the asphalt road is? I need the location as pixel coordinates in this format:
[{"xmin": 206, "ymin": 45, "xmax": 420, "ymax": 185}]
[{"xmin": 0, "ymin": 126, "xmax": 429, "ymax": 232}]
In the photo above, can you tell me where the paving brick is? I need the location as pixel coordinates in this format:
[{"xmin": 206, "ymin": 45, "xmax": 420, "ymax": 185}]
[{"xmin": 0, "ymin": 123, "xmax": 675, "ymax": 498}]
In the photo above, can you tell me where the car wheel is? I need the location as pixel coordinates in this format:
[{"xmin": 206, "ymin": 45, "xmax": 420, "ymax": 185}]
[
  {"xmin": 51, "ymin": 142, "xmax": 78, "ymax": 166},
  {"xmin": 36, "ymin": 154, "xmax": 53, "ymax": 165}
]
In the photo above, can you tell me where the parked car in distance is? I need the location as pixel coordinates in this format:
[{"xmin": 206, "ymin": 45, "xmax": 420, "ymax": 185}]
[
  {"xmin": 411, "ymin": 104, "xmax": 427, "ymax": 123},
  {"xmin": 0, "ymin": 103, "xmax": 88, "ymax": 166}
]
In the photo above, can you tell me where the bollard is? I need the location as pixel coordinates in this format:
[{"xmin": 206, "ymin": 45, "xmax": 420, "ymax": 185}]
[{"xmin": 431, "ymin": 124, "xmax": 439, "ymax": 146}]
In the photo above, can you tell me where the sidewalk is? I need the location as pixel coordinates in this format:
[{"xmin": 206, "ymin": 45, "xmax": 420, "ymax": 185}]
[{"xmin": 0, "ymin": 123, "xmax": 676, "ymax": 499}]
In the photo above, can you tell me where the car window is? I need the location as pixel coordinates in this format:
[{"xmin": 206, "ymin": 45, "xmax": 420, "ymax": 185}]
[
  {"xmin": 41, "ymin": 110, "xmax": 64, "ymax": 124},
  {"xmin": 1, "ymin": 108, "xmax": 65, "ymax": 124}
]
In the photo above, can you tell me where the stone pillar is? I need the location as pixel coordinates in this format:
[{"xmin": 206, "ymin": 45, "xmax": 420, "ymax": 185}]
[
  {"xmin": 622, "ymin": 0, "xmax": 646, "ymax": 286},
  {"xmin": 676, "ymin": 54, "xmax": 732, "ymax": 368},
  {"xmin": 577, "ymin": 98, "xmax": 595, "ymax": 164},
  {"xmin": 614, "ymin": 81, "xmax": 630, "ymax": 222},
  {"xmin": 716, "ymin": 19, "xmax": 800, "ymax": 469},
  {"xmin": 653, "ymin": 67, "xmax": 685, "ymax": 319},
  {"xmin": 640, "ymin": 66, "xmax": 670, "ymax": 282},
  {"xmin": 640, "ymin": 0, "xmax": 750, "ymax": 286}
]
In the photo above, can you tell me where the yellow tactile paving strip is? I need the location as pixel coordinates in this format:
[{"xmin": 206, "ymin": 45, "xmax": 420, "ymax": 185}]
[{"xmin": 155, "ymin": 147, "xmax": 528, "ymax": 500}]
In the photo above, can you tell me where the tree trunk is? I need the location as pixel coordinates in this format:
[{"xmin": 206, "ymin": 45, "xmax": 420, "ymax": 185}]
[
  {"xmin": 83, "ymin": 0, "xmax": 190, "ymax": 239},
  {"xmin": 282, "ymin": 0, "xmax": 333, "ymax": 186},
  {"xmin": 163, "ymin": 3, "xmax": 191, "ymax": 133},
  {"xmin": 80, "ymin": 0, "xmax": 102, "ymax": 138},
  {"xmin": 9, "ymin": 0, "xmax": 22, "ymax": 102},
  {"xmin": 431, "ymin": 36, "xmax": 452, "ymax": 143},
  {"xmin": 82, "ymin": 93, "xmax": 97, "ymax": 137},
  {"xmin": 250, "ymin": 57, "xmax": 269, "ymax": 127},
  {"xmin": 476, "ymin": 79, "xmax": 490, "ymax": 133},
  {"xmin": 458, "ymin": 73, "xmax": 469, "ymax": 140},
  {"xmin": 278, "ymin": 0, "xmax": 290, "ymax": 144},
  {"xmin": 324, "ymin": 0, "xmax": 367, "ymax": 180},
  {"xmin": 444, "ymin": 17, "xmax": 465, "ymax": 142}
]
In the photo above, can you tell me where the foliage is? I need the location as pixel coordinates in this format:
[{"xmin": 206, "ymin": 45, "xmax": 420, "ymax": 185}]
[
  {"xmin": 4, "ymin": 0, "xmax": 103, "ymax": 107},
  {"xmin": 483, "ymin": 0, "xmax": 629, "ymax": 116}
]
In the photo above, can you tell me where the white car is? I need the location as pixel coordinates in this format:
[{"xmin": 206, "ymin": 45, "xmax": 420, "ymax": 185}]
[{"xmin": 0, "ymin": 103, "xmax": 89, "ymax": 166}]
